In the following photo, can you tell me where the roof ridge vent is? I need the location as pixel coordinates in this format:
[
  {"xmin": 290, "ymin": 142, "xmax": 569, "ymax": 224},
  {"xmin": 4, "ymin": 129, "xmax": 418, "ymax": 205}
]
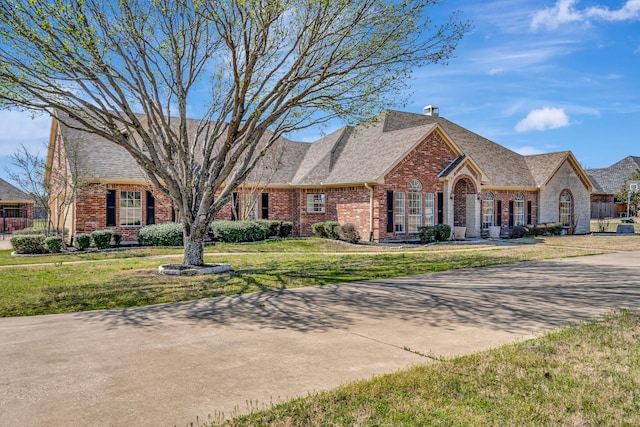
[{"xmin": 423, "ymin": 105, "xmax": 439, "ymax": 117}]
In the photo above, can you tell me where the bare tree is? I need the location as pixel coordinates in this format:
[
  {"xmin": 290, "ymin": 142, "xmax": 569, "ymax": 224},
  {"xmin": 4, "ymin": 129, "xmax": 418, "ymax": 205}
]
[{"xmin": 0, "ymin": 0, "xmax": 470, "ymax": 265}]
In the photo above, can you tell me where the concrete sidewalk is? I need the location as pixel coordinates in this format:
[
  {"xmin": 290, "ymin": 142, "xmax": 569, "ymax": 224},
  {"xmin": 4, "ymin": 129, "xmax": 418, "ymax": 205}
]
[{"xmin": 2, "ymin": 251, "xmax": 640, "ymax": 426}]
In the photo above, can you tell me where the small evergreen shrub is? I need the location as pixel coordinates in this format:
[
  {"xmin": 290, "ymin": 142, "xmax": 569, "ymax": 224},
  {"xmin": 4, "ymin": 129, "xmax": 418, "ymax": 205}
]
[
  {"xmin": 138, "ymin": 223, "xmax": 184, "ymax": 246},
  {"xmin": 509, "ymin": 226, "xmax": 528, "ymax": 239},
  {"xmin": 312, "ymin": 222, "xmax": 327, "ymax": 238},
  {"xmin": 419, "ymin": 224, "xmax": 451, "ymax": 243},
  {"xmin": 74, "ymin": 234, "xmax": 91, "ymax": 250},
  {"xmin": 44, "ymin": 235, "xmax": 63, "ymax": 253},
  {"xmin": 10, "ymin": 234, "xmax": 46, "ymax": 254},
  {"xmin": 254, "ymin": 219, "xmax": 281, "ymax": 237},
  {"xmin": 112, "ymin": 232, "xmax": 122, "ymax": 247},
  {"xmin": 336, "ymin": 223, "xmax": 361, "ymax": 244},
  {"xmin": 323, "ymin": 221, "xmax": 340, "ymax": 240},
  {"xmin": 210, "ymin": 220, "xmax": 271, "ymax": 243},
  {"xmin": 91, "ymin": 230, "xmax": 113, "ymax": 249},
  {"xmin": 13, "ymin": 227, "xmax": 65, "ymax": 237},
  {"xmin": 278, "ymin": 221, "xmax": 293, "ymax": 238}
]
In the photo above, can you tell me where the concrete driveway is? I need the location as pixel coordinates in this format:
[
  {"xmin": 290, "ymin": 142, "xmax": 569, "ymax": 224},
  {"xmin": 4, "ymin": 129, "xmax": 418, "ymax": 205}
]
[{"xmin": 2, "ymin": 251, "xmax": 640, "ymax": 427}]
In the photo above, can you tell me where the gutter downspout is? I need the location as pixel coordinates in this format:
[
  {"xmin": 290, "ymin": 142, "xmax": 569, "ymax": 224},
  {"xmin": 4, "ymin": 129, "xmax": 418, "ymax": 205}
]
[{"xmin": 364, "ymin": 183, "xmax": 374, "ymax": 242}]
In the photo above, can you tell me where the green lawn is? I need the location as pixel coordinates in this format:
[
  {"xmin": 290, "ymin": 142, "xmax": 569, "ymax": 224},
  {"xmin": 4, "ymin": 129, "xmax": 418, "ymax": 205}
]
[
  {"xmin": 0, "ymin": 238, "xmax": 605, "ymax": 317},
  {"xmin": 215, "ymin": 309, "xmax": 640, "ymax": 426}
]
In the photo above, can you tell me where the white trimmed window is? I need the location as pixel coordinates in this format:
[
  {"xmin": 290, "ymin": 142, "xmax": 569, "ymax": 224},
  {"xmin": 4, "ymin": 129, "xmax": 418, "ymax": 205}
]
[
  {"xmin": 482, "ymin": 192, "xmax": 495, "ymax": 229},
  {"xmin": 306, "ymin": 194, "xmax": 325, "ymax": 213},
  {"xmin": 408, "ymin": 192, "xmax": 423, "ymax": 232},
  {"xmin": 394, "ymin": 192, "xmax": 405, "ymax": 233},
  {"xmin": 120, "ymin": 191, "xmax": 142, "ymax": 226},
  {"xmin": 560, "ymin": 190, "xmax": 572, "ymax": 226},
  {"xmin": 515, "ymin": 193, "xmax": 525, "ymax": 226},
  {"xmin": 424, "ymin": 192, "xmax": 435, "ymax": 227}
]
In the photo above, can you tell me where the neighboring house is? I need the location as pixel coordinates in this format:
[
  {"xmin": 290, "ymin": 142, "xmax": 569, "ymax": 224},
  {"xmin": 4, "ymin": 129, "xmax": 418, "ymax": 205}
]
[
  {"xmin": 47, "ymin": 106, "xmax": 593, "ymax": 243},
  {"xmin": 586, "ymin": 156, "xmax": 640, "ymax": 219},
  {"xmin": 0, "ymin": 177, "xmax": 34, "ymax": 233}
]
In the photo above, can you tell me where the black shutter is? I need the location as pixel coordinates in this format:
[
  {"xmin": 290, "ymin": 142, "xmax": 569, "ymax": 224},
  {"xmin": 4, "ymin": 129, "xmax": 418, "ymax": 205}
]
[
  {"xmin": 527, "ymin": 200, "xmax": 532, "ymax": 225},
  {"xmin": 146, "ymin": 191, "xmax": 155, "ymax": 225},
  {"xmin": 437, "ymin": 192, "xmax": 444, "ymax": 224},
  {"xmin": 231, "ymin": 192, "xmax": 239, "ymax": 221},
  {"xmin": 171, "ymin": 206, "xmax": 176, "ymax": 222},
  {"xmin": 261, "ymin": 193, "xmax": 269, "ymax": 219},
  {"xmin": 386, "ymin": 191, "xmax": 394, "ymax": 232},
  {"xmin": 496, "ymin": 200, "xmax": 502, "ymax": 226},
  {"xmin": 508, "ymin": 200, "xmax": 514, "ymax": 228},
  {"xmin": 106, "ymin": 190, "xmax": 116, "ymax": 226}
]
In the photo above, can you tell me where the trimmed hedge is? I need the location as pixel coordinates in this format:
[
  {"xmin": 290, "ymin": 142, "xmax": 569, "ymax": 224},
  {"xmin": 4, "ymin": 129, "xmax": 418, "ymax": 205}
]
[
  {"xmin": 138, "ymin": 222, "xmax": 184, "ymax": 246},
  {"xmin": 12, "ymin": 227, "xmax": 66, "ymax": 237},
  {"xmin": 91, "ymin": 230, "xmax": 113, "ymax": 249},
  {"xmin": 312, "ymin": 222, "xmax": 328, "ymax": 238},
  {"xmin": 278, "ymin": 221, "xmax": 293, "ymax": 238},
  {"xmin": 210, "ymin": 220, "xmax": 271, "ymax": 243},
  {"xmin": 44, "ymin": 235, "xmax": 63, "ymax": 253},
  {"xmin": 419, "ymin": 224, "xmax": 452, "ymax": 243},
  {"xmin": 10, "ymin": 234, "xmax": 46, "ymax": 254},
  {"xmin": 323, "ymin": 221, "xmax": 340, "ymax": 240},
  {"xmin": 74, "ymin": 234, "xmax": 91, "ymax": 250},
  {"xmin": 112, "ymin": 232, "xmax": 122, "ymax": 247}
]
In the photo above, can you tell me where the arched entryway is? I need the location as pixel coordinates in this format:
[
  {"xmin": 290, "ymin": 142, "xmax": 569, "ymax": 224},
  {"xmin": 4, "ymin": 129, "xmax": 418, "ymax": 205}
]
[{"xmin": 453, "ymin": 177, "xmax": 479, "ymax": 237}]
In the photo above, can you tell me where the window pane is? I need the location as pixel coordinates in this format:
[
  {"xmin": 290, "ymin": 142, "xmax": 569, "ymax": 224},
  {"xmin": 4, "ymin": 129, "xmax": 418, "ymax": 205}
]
[
  {"xmin": 395, "ymin": 192, "xmax": 405, "ymax": 233},
  {"xmin": 408, "ymin": 192, "xmax": 422, "ymax": 233},
  {"xmin": 560, "ymin": 191, "xmax": 572, "ymax": 226},
  {"xmin": 120, "ymin": 191, "xmax": 142, "ymax": 226},
  {"xmin": 306, "ymin": 194, "xmax": 325, "ymax": 213},
  {"xmin": 482, "ymin": 193, "xmax": 494, "ymax": 229},
  {"xmin": 515, "ymin": 193, "xmax": 525, "ymax": 226},
  {"xmin": 424, "ymin": 193, "xmax": 434, "ymax": 227}
]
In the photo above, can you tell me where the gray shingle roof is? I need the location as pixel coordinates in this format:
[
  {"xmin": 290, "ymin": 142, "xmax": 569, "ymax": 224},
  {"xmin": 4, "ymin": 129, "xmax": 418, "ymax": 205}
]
[
  {"xmin": 54, "ymin": 109, "xmax": 584, "ymax": 191},
  {"xmin": 0, "ymin": 177, "xmax": 32, "ymax": 202},
  {"xmin": 586, "ymin": 156, "xmax": 640, "ymax": 195}
]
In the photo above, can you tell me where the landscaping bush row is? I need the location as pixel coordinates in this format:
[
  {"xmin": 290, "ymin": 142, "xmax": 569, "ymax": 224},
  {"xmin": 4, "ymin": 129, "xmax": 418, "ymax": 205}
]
[
  {"xmin": 510, "ymin": 223, "xmax": 563, "ymax": 238},
  {"xmin": 10, "ymin": 229, "xmax": 121, "ymax": 254},
  {"xmin": 311, "ymin": 221, "xmax": 361, "ymax": 244}
]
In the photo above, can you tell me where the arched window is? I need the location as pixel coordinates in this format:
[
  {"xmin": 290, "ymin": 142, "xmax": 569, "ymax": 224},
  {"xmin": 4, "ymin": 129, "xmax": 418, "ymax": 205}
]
[
  {"xmin": 482, "ymin": 192, "xmax": 495, "ymax": 229},
  {"xmin": 514, "ymin": 193, "xmax": 525, "ymax": 226},
  {"xmin": 559, "ymin": 190, "xmax": 572, "ymax": 227},
  {"xmin": 407, "ymin": 179, "xmax": 423, "ymax": 232}
]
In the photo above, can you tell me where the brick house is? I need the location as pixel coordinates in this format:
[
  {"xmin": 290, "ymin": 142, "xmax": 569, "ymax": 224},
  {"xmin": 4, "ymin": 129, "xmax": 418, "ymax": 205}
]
[
  {"xmin": 0, "ymin": 177, "xmax": 34, "ymax": 233},
  {"xmin": 46, "ymin": 106, "xmax": 593, "ymax": 243},
  {"xmin": 586, "ymin": 156, "xmax": 640, "ymax": 219}
]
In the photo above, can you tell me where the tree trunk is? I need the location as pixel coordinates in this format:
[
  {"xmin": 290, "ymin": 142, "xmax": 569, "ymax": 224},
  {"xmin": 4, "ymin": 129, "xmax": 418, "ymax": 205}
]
[{"xmin": 183, "ymin": 233, "xmax": 205, "ymax": 266}]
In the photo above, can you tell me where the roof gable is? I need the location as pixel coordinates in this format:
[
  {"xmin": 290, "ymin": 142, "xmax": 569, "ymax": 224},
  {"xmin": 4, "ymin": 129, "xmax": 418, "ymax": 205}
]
[
  {"xmin": 586, "ymin": 156, "xmax": 640, "ymax": 195},
  {"xmin": 0, "ymin": 177, "xmax": 32, "ymax": 202}
]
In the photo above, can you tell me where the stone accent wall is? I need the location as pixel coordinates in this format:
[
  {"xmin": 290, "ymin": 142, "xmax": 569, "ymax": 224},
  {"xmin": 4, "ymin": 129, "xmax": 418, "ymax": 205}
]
[{"xmin": 538, "ymin": 160, "xmax": 591, "ymax": 234}]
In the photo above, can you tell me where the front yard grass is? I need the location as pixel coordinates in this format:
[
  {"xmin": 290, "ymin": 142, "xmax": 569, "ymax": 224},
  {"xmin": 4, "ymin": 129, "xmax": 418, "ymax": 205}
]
[
  {"xmin": 216, "ymin": 309, "xmax": 640, "ymax": 426},
  {"xmin": 0, "ymin": 238, "xmax": 610, "ymax": 317}
]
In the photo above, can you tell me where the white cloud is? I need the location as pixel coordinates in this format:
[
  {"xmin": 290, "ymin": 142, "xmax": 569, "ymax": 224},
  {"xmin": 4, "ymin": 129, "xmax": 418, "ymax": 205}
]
[
  {"xmin": 531, "ymin": 0, "xmax": 640, "ymax": 30},
  {"xmin": 513, "ymin": 145, "xmax": 546, "ymax": 155},
  {"xmin": 515, "ymin": 107, "xmax": 570, "ymax": 132}
]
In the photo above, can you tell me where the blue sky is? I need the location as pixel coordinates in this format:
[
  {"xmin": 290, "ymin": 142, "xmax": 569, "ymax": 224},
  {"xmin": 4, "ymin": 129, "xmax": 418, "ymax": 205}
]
[{"xmin": 1, "ymin": 0, "xmax": 639, "ymax": 186}]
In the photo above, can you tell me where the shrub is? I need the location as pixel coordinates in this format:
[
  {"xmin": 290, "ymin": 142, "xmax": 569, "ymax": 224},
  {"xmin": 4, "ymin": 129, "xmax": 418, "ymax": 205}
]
[
  {"xmin": 336, "ymin": 223, "xmax": 361, "ymax": 244},
  {"xmin": 419, "ymin": 224, "xmax": 451, "ymax": 243},
  {"xmin": 91, "ymin": 230, "xmax": 113, "ymax": 249},
  {"xmin": 311, "ymin": 222, "xmax": 327, "ymax": 238},
  {"xmin": 549, "ymin": 222, "xmax": 563, "ymax": 236},
  {"xmin": 138, "ymin": 223, "xmax": 184, "ymax": 246},
  {"xmin": 112, "ymin": 232, "xmax": 122, "ymax": 247},
  {"xmin": 44, "ymin": 235, "xmax": 63, "ymax": 253},
  {"xmin": 12, "ymin": 227, "xmax": 66, "ymax": 237},
  {"xmin": 323, "ymin": 221, "xmax": 340, "ymax": 240},
  {"xmin": 278, "ymin": 221, "xmax": 293, "ymax": 238},
  {"xmin": 10, "ymin": 234, "xmax": 46, "ymax": 254},
  {"xmin": 509, "ymin": 226, "xmax": 528, "ymax": 239},
  {"xmin": 210, "ymin": 220, "xmax": 271, "ymax": 243},
  {"xmin": 74, "ymin": 234, "xmax": 91, "ymax": 250},
  {"xmin": 254, "ymin": 219, "xmax": 281, "ymax": 237}
]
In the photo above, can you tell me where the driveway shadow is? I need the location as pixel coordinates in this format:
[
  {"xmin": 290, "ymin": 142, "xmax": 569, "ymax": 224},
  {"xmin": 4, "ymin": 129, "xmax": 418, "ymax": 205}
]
[{"xmin": 78, "ymin": 259, "xmax": 640, "ymax": 334}]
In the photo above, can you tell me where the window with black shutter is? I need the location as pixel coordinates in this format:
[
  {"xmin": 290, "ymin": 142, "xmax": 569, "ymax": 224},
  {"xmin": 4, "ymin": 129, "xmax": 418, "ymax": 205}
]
[
  {"xmin": 386, "ymin": 191, "xmax": 394, "ymax": 232},
  {"xmin": 527, "ymin": 200, "xmax": 532, "ymax": 224},
  {"xmin": 261, "ymin": 193, "xmax": 269, "ymax": 219},
  {"xmin": 496, "ymin": 200, "xmax": 502, "ymax": 226},
  {"xmin": 508, "ymin": 200, "xmax": 514, "ymax": 228},
  {"xmin": 106, "ymin": 190, "xmax": 116, "ymax": 226},
  {"xmin": 146, "ymin": 191, "xmax": 155, "ymax": 225}
]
